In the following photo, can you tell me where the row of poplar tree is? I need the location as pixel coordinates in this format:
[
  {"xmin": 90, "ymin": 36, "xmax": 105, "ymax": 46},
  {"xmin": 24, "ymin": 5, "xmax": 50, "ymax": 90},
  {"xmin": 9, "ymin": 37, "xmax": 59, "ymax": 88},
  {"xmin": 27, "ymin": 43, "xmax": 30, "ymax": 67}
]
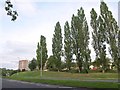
[{"xmin": 36, "ymin": 1, "xmax": 120, "ymax": 73}]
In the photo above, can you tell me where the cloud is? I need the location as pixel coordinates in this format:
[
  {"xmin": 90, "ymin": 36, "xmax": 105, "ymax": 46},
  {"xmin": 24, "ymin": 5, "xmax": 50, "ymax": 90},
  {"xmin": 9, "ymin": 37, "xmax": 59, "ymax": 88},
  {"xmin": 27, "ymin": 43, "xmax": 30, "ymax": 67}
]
[
  {"xmin": 2, "ymin": 0, "xmax": 38, "ymax": 18},
  {"xmin": 1, "ymin": 40, "xmax": 35, "ymax": 56},
  {"xmin": 0, "ymin": 1, "xmax": 9, "ymax": 19},
  {"xmin": 0, "ymin": 40, "xmax": 36, "ymax": 69},
  {"xmin": 0, "ymin": 39, "xmax": 53, "ymax": 69},
  {"xmin": 0, "ymin": 0, "xmax": 38, "ymax": 21},
  {"xmin": 16, "ymin": 3, "xmax": 37, "ymax": 17}
]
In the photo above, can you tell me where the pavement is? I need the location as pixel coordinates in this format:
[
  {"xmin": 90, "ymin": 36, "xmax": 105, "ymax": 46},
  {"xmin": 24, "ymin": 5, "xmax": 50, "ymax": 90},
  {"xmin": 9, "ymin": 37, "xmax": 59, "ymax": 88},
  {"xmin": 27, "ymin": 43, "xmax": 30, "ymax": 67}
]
[
  {"xmin": 81, "ymin": 79, "xmax": 118, "ymax": 83},
  {"xmin": 38, "ymin": 77, "xmax": 118, "ymax": 83}
]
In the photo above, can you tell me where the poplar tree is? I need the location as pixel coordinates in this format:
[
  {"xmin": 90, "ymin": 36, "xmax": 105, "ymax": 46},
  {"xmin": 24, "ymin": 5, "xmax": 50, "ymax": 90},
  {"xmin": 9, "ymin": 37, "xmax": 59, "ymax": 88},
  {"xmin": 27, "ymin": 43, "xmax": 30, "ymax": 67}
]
[
  {"xmin": 90, "ymin": 9, "xmax": 99, "ymax": 58},
  {"xmin": 64, "ymin": 21, "xmax": 73, "ymax": 70},
  {"xmin": 98, "ymin": 16, "xmax": 107, "ymax": 73},
  {"xmin": 71, "ymin": 7, "xmax": 90, "ymax": 73},
  {"xmin": 77, "ymin": 9, "xmax": 91, "ymax": 71},
  {"xmin": 100, "ymin": 1, "xmax": 119, "ymax": 69},
  {"xmin": 40, "ymin": 35, "xmax": 48, "ymax": 69},
  {"xmin": 52, "ymin": 22, "xmax": 63, "ymax": 72},
  {"xmin": 36, "ymin": 35, "xmax": 48, "ymax": 70},
  {"xmin": 90, "ymin": 1, "xmax": 120, "ymax": 72},
  {"xmin": 36, "ymin": 42, "xmax": 40, "ymax": 70},
  {"xmin": 90, "ymin": 8, "xmax": 107, "ymax": 73},
  {"xmin": 118, "ymin": 31, "xmax": 120, "ymax": 72}
]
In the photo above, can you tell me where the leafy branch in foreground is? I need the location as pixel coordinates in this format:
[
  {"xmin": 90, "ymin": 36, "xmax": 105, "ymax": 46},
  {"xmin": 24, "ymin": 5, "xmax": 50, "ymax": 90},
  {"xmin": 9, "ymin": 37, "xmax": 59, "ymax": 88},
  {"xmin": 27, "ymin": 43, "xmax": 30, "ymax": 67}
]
[{"xmin": 5, "ymin": 0, "xmax": 18, "ymax": 21}]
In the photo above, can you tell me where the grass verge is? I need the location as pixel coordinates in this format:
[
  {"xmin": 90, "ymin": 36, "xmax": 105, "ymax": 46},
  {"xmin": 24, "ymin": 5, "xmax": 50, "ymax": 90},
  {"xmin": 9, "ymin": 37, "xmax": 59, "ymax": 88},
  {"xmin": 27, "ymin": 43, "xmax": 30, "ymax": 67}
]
[{"xmin": 4, "ymin": 71, "xmax": 119, "ymax": 88}]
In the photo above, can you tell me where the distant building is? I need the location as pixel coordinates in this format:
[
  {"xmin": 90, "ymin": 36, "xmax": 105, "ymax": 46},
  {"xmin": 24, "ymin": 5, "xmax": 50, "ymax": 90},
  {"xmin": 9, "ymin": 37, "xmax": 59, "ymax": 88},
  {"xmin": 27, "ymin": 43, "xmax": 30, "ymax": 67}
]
[{"xmin": 19, "ymin": 60, "xmax": 29, "ymax": 71}]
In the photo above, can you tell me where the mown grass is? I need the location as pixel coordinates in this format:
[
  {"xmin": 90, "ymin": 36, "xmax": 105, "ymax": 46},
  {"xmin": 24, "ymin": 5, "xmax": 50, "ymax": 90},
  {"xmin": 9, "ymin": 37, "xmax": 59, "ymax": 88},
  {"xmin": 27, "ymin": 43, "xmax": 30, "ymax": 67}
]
[
  {"xmin": 10, "ymin": 71, "xmax": 118, "ymax": 80},
  {"xmin": 6, "ymin": 71, "xmax": 119, "ymax": 88}
]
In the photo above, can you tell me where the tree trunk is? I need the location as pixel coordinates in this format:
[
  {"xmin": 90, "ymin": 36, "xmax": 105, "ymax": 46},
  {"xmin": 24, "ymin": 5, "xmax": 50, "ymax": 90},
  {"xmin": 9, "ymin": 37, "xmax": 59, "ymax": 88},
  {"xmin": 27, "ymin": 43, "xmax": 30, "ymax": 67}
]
[
  {"xmin": 102, "ymin": 70, "xmax": 105, "ymax": 73},
  {"xmin": 68, "ymin": 67, "xmax": 71, "ymax": 71},
  {"xmin": 117, "ymin": 58, "xmax": 120, "ymax": 73},
  {"xmin": 58, "ymin": 69, "xmax": 60, "ymax": 72},
  {"xmin": 78, "ymin": 64, "xmax": 82, "ymax": 73}
]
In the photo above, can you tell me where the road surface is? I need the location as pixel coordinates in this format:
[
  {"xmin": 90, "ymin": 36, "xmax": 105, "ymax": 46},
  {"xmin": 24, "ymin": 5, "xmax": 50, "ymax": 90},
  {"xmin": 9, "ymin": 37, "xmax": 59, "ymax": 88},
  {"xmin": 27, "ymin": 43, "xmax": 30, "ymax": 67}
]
[{"xmin": 2, "ymin": 78, "xmax": 93, "ymax": 90}]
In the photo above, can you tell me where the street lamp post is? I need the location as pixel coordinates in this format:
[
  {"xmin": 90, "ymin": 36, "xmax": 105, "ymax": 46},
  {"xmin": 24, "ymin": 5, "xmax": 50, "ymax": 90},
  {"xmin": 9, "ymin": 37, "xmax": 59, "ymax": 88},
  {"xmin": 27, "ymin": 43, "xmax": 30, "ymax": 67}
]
[
  {"xmin": 40, "ymin": 45, "xmax": 42, "ymax": 77},
  {"xmin": 17, "ymin": 57, "xmax": 20, "ymax": 75}
]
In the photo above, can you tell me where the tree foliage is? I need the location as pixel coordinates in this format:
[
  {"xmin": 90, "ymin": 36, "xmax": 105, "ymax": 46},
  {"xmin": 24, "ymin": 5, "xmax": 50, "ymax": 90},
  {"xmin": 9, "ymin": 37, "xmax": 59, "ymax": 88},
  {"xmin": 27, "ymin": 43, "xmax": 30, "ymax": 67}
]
[
  {"xmin": 5, "ymin": 0, "xmax": 18, "ymax": 21},
  {"xmin": 118, "ymin": 31, "xmax": 120, "ymax": 72},
  {"xmin": 28, "ymin": 58, "xmax": 37, "ymax": 71},
  {"xmin": 46, "ymin": 55, "xmax": 57, "ymax": 71},
  {"xmin": 52, "ymin": 22, "xmax": 63, "ymax": 72},
  {"xmin": 36, "ymin": 42, "xmax": 40, "ymax": 70},
  {"xmin": 1, "ymin": 68, "xmax": 18, "ymax": 76},
  {"xmin": 100, "ymin": 1, "xmax": 119, "ymax": 69},
  {"xmin": 71, "ymin": 7, "xmax": 91, "ymax": 73},
  {"xmin": 90, "ymin": 1, "xmax": 120, "ymax": 72},
  {"xmin": 35, "ymin": 1, "xmax": 119, "ymax": 73},
  {"xmin": 90, "ymin": 9, "xmax": 99, "ymax": 58},
  {"xmin": 40, "ymin": 35, "xmax": 48, "ymax": 69},
  {"xmin": 90, "ymin": 8, "xmax": 107, "ymax": 73},
  {"xmin": 64, "ymin": 21, "xmax": 73, "ymax": 70},
  {"xmin": 36, "ymin": 35, "xmax": 48, "ymax": 70}
]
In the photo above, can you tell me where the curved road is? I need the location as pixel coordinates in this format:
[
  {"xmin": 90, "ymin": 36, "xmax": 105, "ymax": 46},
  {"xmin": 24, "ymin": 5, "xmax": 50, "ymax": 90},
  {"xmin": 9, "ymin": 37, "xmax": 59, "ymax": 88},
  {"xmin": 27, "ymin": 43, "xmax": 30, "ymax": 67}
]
[{"xmin": 2, "ymin": 78, "xmax": 93, "ymax": 90}]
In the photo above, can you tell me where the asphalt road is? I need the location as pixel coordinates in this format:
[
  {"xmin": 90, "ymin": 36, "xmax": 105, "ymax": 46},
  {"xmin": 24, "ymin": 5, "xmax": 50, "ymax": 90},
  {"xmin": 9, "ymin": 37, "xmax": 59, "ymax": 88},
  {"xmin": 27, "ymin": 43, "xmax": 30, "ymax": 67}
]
[
  {"xmin": 2, "ymin": 78, "xmax": 72, "ymax": 88},
  {"xmin": 2, "ymin": 79, "xmax": 93, "ymax": 90}
]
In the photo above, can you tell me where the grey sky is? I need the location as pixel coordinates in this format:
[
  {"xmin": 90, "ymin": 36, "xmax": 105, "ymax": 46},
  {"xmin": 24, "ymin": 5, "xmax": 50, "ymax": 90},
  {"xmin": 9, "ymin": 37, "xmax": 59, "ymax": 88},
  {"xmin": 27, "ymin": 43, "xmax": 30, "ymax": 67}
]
[{"xmin": 0, "ymin": 0, "xmax": 119, "ymax": 69}]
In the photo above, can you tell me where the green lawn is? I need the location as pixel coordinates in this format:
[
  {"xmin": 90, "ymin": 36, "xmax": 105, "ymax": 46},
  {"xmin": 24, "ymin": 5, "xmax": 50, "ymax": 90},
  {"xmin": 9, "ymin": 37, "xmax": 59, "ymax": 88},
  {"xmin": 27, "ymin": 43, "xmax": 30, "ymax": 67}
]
[
  {"xmin": 10, "ymin": 71, "xmax": 118, "ymax": 80},
  {"xmin": 6, "ymin": 71, "xmax": 119, "ymax": 88}
]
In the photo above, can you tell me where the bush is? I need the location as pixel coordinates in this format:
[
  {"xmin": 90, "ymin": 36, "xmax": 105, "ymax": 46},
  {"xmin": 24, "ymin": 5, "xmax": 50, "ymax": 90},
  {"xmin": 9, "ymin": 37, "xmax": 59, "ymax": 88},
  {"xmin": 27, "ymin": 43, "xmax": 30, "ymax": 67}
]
[
  {"xmin": 2, "ymin": 71, "xmax": 7, "ymax": 76},
  {"xmin": 1, "ymin": 68, "xmax": 7, "ymax": 76},
  {"xmin": 18, "ymin": 69, "xmax": 21, "ymax": 72},
  {"xmin": 49, "ymin": 66, "xmax": 58, "ymax": 71},
  {"xmin": 9, "ymin": 70, "xmax": 18, "ymax": 76},
  {"xmin": 69, "ymin": 69, "xmax": 79, "ymax": 73},
  {"xmin": 88, "ymin": 69, "xmax": 102, "ymax": 73},
  {"xmin": 80, "ymin": 69, "xmax": 89, "ymax": 73},
  {"xmin": 106, "ymin": 69, "xmax": 117, "ymax": 73},
  {"xmin": 29, "ymin": 58, "xmax": 37, "ymax": 71}
]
